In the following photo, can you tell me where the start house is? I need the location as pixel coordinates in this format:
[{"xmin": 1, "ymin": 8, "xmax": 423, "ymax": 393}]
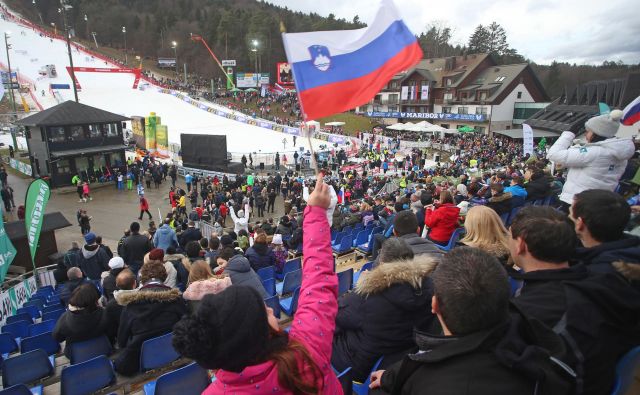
[{"xmin": 16, "ymin": 100, "xmax": 130, "ymax": 187}]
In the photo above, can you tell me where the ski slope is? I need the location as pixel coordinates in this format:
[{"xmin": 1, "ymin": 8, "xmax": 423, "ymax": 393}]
[{"xmin": 0, "ymin": 12, "xmax": 331, "ymax": 157}]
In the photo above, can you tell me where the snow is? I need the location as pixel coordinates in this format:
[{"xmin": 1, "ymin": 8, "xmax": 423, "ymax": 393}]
[{"xmin": 0, "ymin": 15, "xmax": 333, "ymax": 158}]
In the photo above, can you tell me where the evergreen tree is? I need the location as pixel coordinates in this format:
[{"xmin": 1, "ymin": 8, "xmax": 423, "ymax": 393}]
[
  {"xmin": 485, "ymin": 22, "xmax": 509, "ymax": 56},
  {"xmin": 545, "ymin": 61, "xmax": 563, "ymax": 98},
  {"xmin": 468, "ymin": 24, "xmax": 489, "ymax": 53}
]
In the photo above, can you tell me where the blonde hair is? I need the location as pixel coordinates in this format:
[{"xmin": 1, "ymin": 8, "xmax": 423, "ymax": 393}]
[
  {"xmin": 188, "ymin": 260, "xmax": 213, "ymax": 284},
  {"xmin": 460, "ymin": 206, "xmax": 510, "ymax": 256}
]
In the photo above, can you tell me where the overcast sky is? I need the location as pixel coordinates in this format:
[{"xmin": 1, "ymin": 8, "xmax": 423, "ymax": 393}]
[{"xmin": 267, "ymin": 0, "xmax": 640, "ymax": 65}]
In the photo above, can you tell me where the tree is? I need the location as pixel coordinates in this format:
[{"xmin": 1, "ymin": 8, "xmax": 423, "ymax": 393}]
[
  {"xmin": 485, "ymin": 22, "xmax": 509, "ymax": 56},
  {"xmin": 468, "ymin": 24, "xmax": 489, "ymax": 53},
  {"xmin": 419, "ymin": 21, "xmax": 454, "ymax": 58},
  {"xmin": 544, "ymin": 61, "xmax": 563, "ymax": 99}
]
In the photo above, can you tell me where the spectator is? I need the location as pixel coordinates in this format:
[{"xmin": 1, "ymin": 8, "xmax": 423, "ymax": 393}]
[
  {"xmin": 96, "ymin": 236, "xmax": 113, "ymax": 259},
  {"xmin": 144, "ymin": 248, "xmax": 177, "ymax": 289},
  {"xmin": 179, "ymin": 221, "xmax": 203, "ymax": 249},
  {"xmin": 59, "ymin": 267, "xmax": 89, "ymax": 306},
  {"xmin": 77, "ymin": 232, "xmax": 110, "ymax": 281},
  {"xmin": 508, "ymin": 206, "xmax": 640, "ymax": 395},
  {"xmin": 114, "ymin": 261, "xmax": 187, "ymax": 375},
  {"xmin": 101, "ymin": 257, "xmax": 126, "ymax": 302},
  {"xmin": 333, "ymin": 237, "xmax": 437, "ymax": 384},
  {"xmin": 229, "ymin": 205, "xmax": 249, "ymax": 233},
  {"xmin": 163, "ymin": 246, "xmax": 189, "ymax": 290},
  {"xmin": 486, "ymin": 183, "xmax": 512, "ymax": 216},
  {"xmin": 271, "ymin": 234, "xmax": 288, "ymax": 273},
  {"xmin": 370, "ymin": 247, "xmax": 573, "ymax": 394},
  {"xmin": 457, "ymin": 206, "xmax": 510, "ymax": 265},
  {"xmin": 245, "ymin": 232, "xmax": 277, "ymax": 272},
  {"xmin": 117, "ymin": 229, "xmax": 130, "ymax": 258},
  {"xmin": 172, "ymin": 177, "xmax": 341, "ymax": 393},
  {"xmin": 424, "ymin": 190, "xmax": 460, "ymax": 246},
  {"xmin": 121, "ymin": 222, "xmax": 153, "ymax": 274},
  {"xmin": 182, "ymin": 261, "xmax": 232, "ymax": 312},
  {"xmin": 53, "ymin": 283, "xmax": 107, "ymax": 358},
  {"xmin": 55, "ymin": 242, "xmax": 81, "ymax": 284},
  {"xmin": 236, "ymin": 229, "xmax": 250, "ymax": 251},
  {"xmin": 153, "ymin": 219, "xmax": 179, "ymax": 252},
  {"xmin": 205, "ymin": 236, "xmax": 220, "ymax": 264},
  {"xmin": 525, "ymin": 168, "xmax": 551, "ymax": 202},
  {"xmin": 387, "ymin": 210, "xmax": 443, "ymax": 262},
  {"xmin": 571, "ymin": 189, "xmax": 640, "ymax": 285},
  {"xmin": 504, "ymin": 175, "xmax": 528, "ymax": 199},
  {"xmin": 104, "ymin": 269, "xmax": 136, "ymax": 344},
  {"xmin": 215, "ymin": 247, "xmax": 267, "ymax": 298},
  {"xmin": 276, "ymin": 215, "xmax": 293, "ymax": 237}
]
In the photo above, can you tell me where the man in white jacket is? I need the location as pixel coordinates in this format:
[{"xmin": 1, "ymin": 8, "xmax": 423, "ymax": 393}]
[
  {"xmin": 229, "ymin": 204, "xmax": 249, "ymax": 234},
  {"xmin": 547, "ymin": 109, "xmax": 634, "ymax": 206}
]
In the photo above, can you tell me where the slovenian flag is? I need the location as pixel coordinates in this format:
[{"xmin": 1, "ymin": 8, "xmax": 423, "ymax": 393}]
[
  {"xmin": 282, "ymin": 0, "xmax": 422, "ymax": 121},
  {"xmin": 622, "ymin": 96, "xmax": 640, "ymax": 126}
]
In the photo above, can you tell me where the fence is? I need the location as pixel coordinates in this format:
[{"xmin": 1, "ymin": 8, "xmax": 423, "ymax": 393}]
[
  {"xmin": 8, "ymin": 157, "xmax": 32, "ymax": 176},
  {"xmin": 0, "ymin": 274, "xmax": 38, "ymax": 326}
]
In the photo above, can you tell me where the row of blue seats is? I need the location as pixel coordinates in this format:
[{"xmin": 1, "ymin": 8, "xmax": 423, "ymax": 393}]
[{"xmin": 332, "ymin": 226, "xmax": 384, "ymax": 256}]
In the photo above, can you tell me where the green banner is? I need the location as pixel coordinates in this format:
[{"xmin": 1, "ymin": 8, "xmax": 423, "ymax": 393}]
[
  {"xmin": 24, "ymin": 179, "xmax": 51, "ymax": 265},
  {"xmin": 0, "ymin": 220, "xmax": 17, "ymax": 283}
]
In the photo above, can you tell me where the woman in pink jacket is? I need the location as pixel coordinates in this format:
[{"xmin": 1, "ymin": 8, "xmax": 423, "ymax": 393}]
[{"xmin": 172, "ymin": 177, "xmax": 342, "ymax": 394}]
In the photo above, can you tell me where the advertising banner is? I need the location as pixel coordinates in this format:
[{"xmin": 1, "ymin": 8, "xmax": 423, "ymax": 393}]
[
  {"xmin": 157, "ymin": 58, "xmax": 176, "ymax": 68},
  {"xmin": 421, "ymin": 85, "xmax": 429, "ymax": 100},
  {"xmin": 277, "ymin": 62, "xmax": 294, "ymax": 85},
  {"xmin": 24, "ymin": 179, "xmax": 50, "ymax": 266},
  {"xmin": 259, "ymin": 73, "xmax": 270, "ymax": 85},
  {"xmin": 221, "ymin": 60, "xmax": 236, "ymax": 67},
  {"xmin": 145, "ymin": 112, "xmax": 158, "ymax": 151},
  {"xmin": 0, "ymin": 277, "xmax": 37, "ymax": 326},
  {"xmin": 156, "ymin": 125, "xmax": 169, "ymax": 156},
  {"xmin": 523, "ymin": 123, "xmax": 534, "ymax": 156},
  {"xmin": 237, "ymin": 73, "xmax": 257, "ymax": 88},
  {"xmin": 401, "ymin": 86, "xmax": 408, "ymax": 101},
  {"xmin": 226, "ymin": 67, "xmax": 234, "ymax": 90},
  {"xmin": 363, "ymin": 111, "xmax": 486, "ymax": 122},
  {"xmin": 131, "ymin": 116, "xmax": 146, "ymax": 149},
  {"xmin": 0, "ymin": 220, "xmax": 17, "ymax": 283}
]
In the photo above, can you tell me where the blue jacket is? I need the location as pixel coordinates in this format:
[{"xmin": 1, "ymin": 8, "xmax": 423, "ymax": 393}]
[
  {"xmin": 505, "ymin": 185, "xmax": 528, "ymax": 199},
  {"xmin": 185, "ymin": 174, "xmax": 193, "ymax": 184},
  {"xmin": 245, "ymin": 244, "xmax": 276, "ymax": 272},
  {"xmin": 153, "ymin": 224, "xmax": 179, "ymax": 252}
]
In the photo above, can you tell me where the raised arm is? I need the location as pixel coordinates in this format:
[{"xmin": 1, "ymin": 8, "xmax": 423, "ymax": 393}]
[{"xmin": 547, "ymin": 131, "xmax": 598, "ymax": 168}]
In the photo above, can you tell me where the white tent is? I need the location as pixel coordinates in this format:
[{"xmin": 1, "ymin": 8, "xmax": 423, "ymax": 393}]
[
  {"xmin": 387, "ymin": 123, "xmax": 406, "ymax": 130},
  {"xmin": 404, "ymin": 123, "xmax": 431, "ymax": 132},
  {"xmin": 415, "ymin": 120, "xmax": 434, "ymax": 128},
  {"xmin": 325, "ymin": 121, "xmax": 346, "ymax": 126},
  {"xmin": 426, "ymin": 125, "xmax": 447, "ymax": 133}
]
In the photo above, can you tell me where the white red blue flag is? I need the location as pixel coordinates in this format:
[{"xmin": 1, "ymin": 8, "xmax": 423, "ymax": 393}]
[
  {"xmin": 282, "ymin": 0, "xmax": 422, "ymax": 121},
  {"xmin": 622, "ymin": 96, "xmax": 640, "ymax": 126}
]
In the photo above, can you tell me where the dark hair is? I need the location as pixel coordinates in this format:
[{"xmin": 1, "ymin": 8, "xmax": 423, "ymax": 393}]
[
  {"xmin": 490, "ymin": 183, "xmax": 504, "ymax": 193},
  {"xmin": 130, "ymin": 222, "xmax": 141, "ymax": 232},
  {"xmin": 219, "ymin": 247, "xmax": 235, "ymax": 261},
  {"xmin": 199, "ymin": 238, "xmax": 209, "ymax": 249},
  {"xmin": 166, "ymin": 246, "xmax": 176, "ymax": 255},
  {"xmin": 572, "ymin": 189, "xmax": 630, "ymax": 242},
  {"xmin": 530, "ymin": 169, "xmax": 545, "ymax": 181},
  {"xmin": 510, "ymin": 207, "xmax": 576, "ymax": 263},
  {"xmin": 116, "ymin": 269, "xmax": 136, "ymax": 290},
  {"xmin": 210, "ymin": 236, "xmax": 220, "ymax": 250},
  {"xmin": 139, "ymin": 261, "xmax": 168, "ymax": 283},
  {"xmin": 69, "ymin": 283, "xmax": 100, "ymax": 311},
  {"xmin": 439, "ymin": 190, "xmax": 453, "ymax": 204},
  {"xmin": 379, "ymin": 238, "xmax": 415, "ymax": 263},
  {"xmin": 185, "ymin": 240, "xmax": 202, "ymax": 258},
  {"xmin": 512, "ymin": 175, "xmax": 523, "ymax": 186},
  {"xmin": 238, "ymin": 229, "xmax": 248, "ymax": 238},
  {"xmin": 432, "ymin": 247, "xmax": 509, "ymax": 335},
  {"xmin": 95, "ymin": 235, "xmax": 103, "ymax": 244},
  {"xmin": 393, "ymin": 210, "xmax": 419, "ymax": 236}
]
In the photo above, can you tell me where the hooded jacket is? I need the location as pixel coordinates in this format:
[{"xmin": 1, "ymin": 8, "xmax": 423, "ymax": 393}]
[
  {"xmin": 229, "ymin": 206, "xmax": 249, "ymax": 234},
  {"xmin": 525, "ymin": 176, "xmax": 552, "ymax": 202},
  {"xmin": 424, "ymin": 203, "xmax": 460, "ymax": 244},
  {"xmin": 398, "ymin": 234, "xmax": 445, "ymax": 261},
  {"xmin": 547, "ymin": 131, "xmax": 635, "ymax": 204},
  {"xmin": 113, "ymin": 282, "xmax": 187, "ymax": 375},
  {"xmin": 77, "ymin": 244, "xmax": 110, "ymax": 280},
  {"xmin": 153, "ymin": 224, "xmax": 179, "ymax": 252},
  {"xmin": 379, "ymin": 308, "xmax": 574, "ymax": 395},
  {"xmin": 53, "ymin": 306, "xmax": 107, "ymax": 358},
  {"xmin": 223, "ymin": 255, "xmax": 268, "ymax": 298},
  {"xmin": 122, "ymin": 233, "xmax": 153, "ymax": 273},
  {"xmin": 574, "ymin": 235, "xmax": 640, "ymax": 287},
  {"xmin": 487, "ymin": 192, "xmax": 513, "ymax": 216},
  {"xmin": 244, "ymin": 243, "xmax": 277, "ymax": 272},
  {"xmin": 333, "ymin": 257, "xmax": 438, "ymax": 381}
]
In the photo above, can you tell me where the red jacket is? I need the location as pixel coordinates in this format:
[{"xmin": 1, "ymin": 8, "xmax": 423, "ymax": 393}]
[
  {"xmin": 139, "ymin": 197, "xmax": 149, "ymax": 211},
  {"xmin": 424, "ymin": 203, "xmax": 460, "ymax": 243}
]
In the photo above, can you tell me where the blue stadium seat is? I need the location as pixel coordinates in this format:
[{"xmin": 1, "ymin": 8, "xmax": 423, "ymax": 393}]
[
  {"xmin": 0, "ymin": 332, "xmax": 19, "ymax": 357},
  {"xmin": 356, "ymin": 232, "xmax": 376, "ymax": 255},
  {"xmin": 20, "ymin": 332, "xmax": 61, "ymax": 357},
  {"xmin": 42, "ymin": 309, "xmax": 65, "ymax": 324},
  {"xmin": 338, "ymin": 269, "xmax": 354, "ymax": 296},
  {"xmin": 261, "ymin": 277, "xmax": 276, "ymax": 297},
  {"xmin": 353, "ymin": 223, "xmax": 364, "ymax": 233},
  {"xmin": 256, "ymin": 266, "xmax": 275, "ymax": 283},
  {"xmin": 276, "ymin": 258, "xmax": 301, "ymax": 281},
  {"xmin": 2, "ymin": 320, "xmax": 31, "ymax": 340},
  {"xmin": 67, "ymin": 336, "xmax": 113, "ymax": 365},
  {"xmin": 264, "ymin": 295, "xmax": 281, "ymax": 319},
  {"xmin": 41, "ymin": 304, "xmax": 64, "ymax": 315},
  {"xmin": 0, "ymin": 384, "xmax": 33, "ymax": 395},
  {"xmin": 1, "ymin": 349, "xmax": 53, "ymax": 391},
  {"xmin": 5, "ymin": 313, "xmax": 33, "ymax": 325},
  {"xmin": 611, "ymin": 345, "xmax": 640, "ymax": 395},
  {"xmin": 276, "ymin": 269, "xmax": 302, "ymax": 296},
  {"xmin": 23, "ymin": 299, "xmax": 45, "ymax": 311},
  {"xmin": 507, "ymin": 206, "xmax": 524, "ymax": 227},
  {"xmin": 140, "ymin": 333, "xmax": 180, "ymax": 371},
  {"xmin": 351, "ymin": 357, "xmax": 384, "ymax": 395},
  {"xmin": 342, "ymin": 225, "xmax": 353, "ymax": 236},
  {"xmin": 60, "ymin": 355, "xmax": 116, "ymax": 395},
  {"xmin": 143, "ymin": 362, "xmax": 209, "ymax": 395},
  {"xmin": 353, "ymin": 230, "xmax": 369, "ymax": 248},
  {"xmin": 331, "ymin": 231, "xmax": 345, "ymax": 247},
  {"xmin": 279, "ymin": 287, "xmax": 301, "ymax": 316},
  {"xmin": 16, "ymin": 305, "xmax": 40, "ymax": 320},
  {"xmin": 353, "ymin": 261, "xmax": 374, "ymax": 286},
  {"xmin": 29, "ymin": 320, "xmax": 56, "ymax": 337},
  {"xmin": 332, "ymin": 234, "xmax": 354, "ymax": 254},
  {"xmin": 435, "ymin": 228, "xmax": 466, "ymax": 252}
]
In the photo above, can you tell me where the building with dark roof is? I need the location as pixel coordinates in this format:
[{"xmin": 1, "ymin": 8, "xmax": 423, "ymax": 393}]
[{"xmin": 16, "ymin": 100, "xmax": 130, "ymax": 187}]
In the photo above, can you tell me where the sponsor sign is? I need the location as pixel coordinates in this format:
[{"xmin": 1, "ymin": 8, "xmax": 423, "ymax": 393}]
[
  {"xmin": 363, "ymin": 111, "xmax": 486, "ymax": 122},
  {"xmin": 221, "ymin": 60, "xmax": 236, "ymax": 67}
]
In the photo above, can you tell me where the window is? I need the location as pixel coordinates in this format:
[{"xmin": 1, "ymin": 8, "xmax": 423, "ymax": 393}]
[
  {"xmin": 54, "ymin": 159, "xmax": 71, "ymax": 174},
  {"xmin": 458, "ymin": 107, "xmax": 468, "ymax": 114},
  {"xmin": 388, "ymin": 105, "xmax": 398, "ymax": 112},
  {"xmin": 456, "ymin": 124, "xmax": 465, "ymax": 130},
  {"xmin": 443, "ymin": 107, "xmax": 452, "ymax": 114},
  {"xmin": 75, "ymin": 156, "xmax": 89, "ymax": 173},
  {"xmin": 517, "ymin": 91, "xmax": 522, "ymax": 99},
  {"xmin": 495, "ymin": 76, "xmax": 506, "ymax": 82},
  {"xmin": 476, "ymin": 126, "xmax": 486, "ymax": 133},
  {"xmin": 419, "ymin": 106, "xmax": 427, "ymax": 113},
  {"xmin": 476, "ymin": 107, "xmax": 488, "ymax": 115},
  {"xmin": 407, "ymin": 80, "xmax": 416, "ymax": 86},
  {"xmin": 441, "ymin": 124, "xmax": 450, "ymax": 129},
  {"xmin": 106, "ymin": 123, "xmax": 119, "ymax": 138},
  {"xmin": 88, "ymin": 124, "xmax": 102, "ymax": 139},
  {"xmin": 445, "ymin": 78, "xmax": 452, "ymax": 86},
  {"xmin": 479, "ymin": 91, "xmax": 487, "ymax": 101},
  {"xmin": 49, "ymin": 126, "xmax": 66, "ymax": 142},
  {"xmin": 390, "ymin": 81, "xmax": 398, "ymax": 89},
  {"xmin": 421, "ymin": 80, "xmax": 429, "ymax": 88},
  {"xmin": 388, "ymin": 94, "xmax": 399, "ymax": 104},
  {"xmin": 69, "ymin": 125, "xmax": 85, "ymax": 141},
  {"xmin": 444, "ymin": 93, "xmax": 453, "ymax": 100}
]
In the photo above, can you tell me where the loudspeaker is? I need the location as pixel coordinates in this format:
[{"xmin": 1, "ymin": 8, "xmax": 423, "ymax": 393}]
[{"xmin": 260, "ymin": 162, "xmax": 265, "ymax": 170}]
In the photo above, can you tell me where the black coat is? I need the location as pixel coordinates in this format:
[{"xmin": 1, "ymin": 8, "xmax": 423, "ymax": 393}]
[
  {"xmin": 525, "ymin": 176, "xmax": 551, "ymax": 201},
  {"xmin": 103, "ymin": 298, "xmax": 123, "ymax": 345},
  {"xmin": 102, "ymin": 268, "xmax": 124, "ymax": 301},
  {"xmin": 114, "ymin": 283, "xmax": 187, "ymax": 375},
  {"xmin": 77, "ymin": 245, "xmax": 110, "ymax": 280},
  {"xmin": 376, "ymin": 308, "xmax": 574, "ymax": 395},
  {"xmin": 511, "ymin": 266, "xmax": 640, "ymax": 395},
  {"xmin": 574, "ymin": 235, "xmax": 640, "ymax": 289},
  {"xmin": 245, "ymin": 243, "xmax": 276, "ymax": 272},
  {"xmin": 179, "ymin": 227, "xmax": 203, "ymax": 249},
  {"xmin": 332, "ymin": 257, "xmax": 438, "ymax": 381},
  {"xmin": 121, "ymin": 233, "xmax": 153, "ymax": 273},
  {"xmin": 53, "ymin": 308, "xmax": 107, "ymax": 358},
  {"xmin": 486, "ymin": 192, "xmax": 512, "ymax": 216}
]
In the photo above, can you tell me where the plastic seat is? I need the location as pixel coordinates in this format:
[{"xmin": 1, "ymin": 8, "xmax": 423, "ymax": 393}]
[
  {"xmin": 256, "ymin": 266, "xmax": 275, "ymax": 283},
  {"xmin": 5, "ymin": 313, "xmax": 33, "ymax": 325},
  {"xmin": 332, "ymin": 234, "xmax": 354, "ymax": 254},
  {"xmin": 67, "ymin": 336, "xmax": 113, "ymax": 365},
  {"xmin": 140, "ymin": 333, "xmax": 180, "ymax": 371},
  {"xmin": 262, "ymin": 277, "xmax": 276, "ymax": 297},
  {"xmin": 342, "ymin": 225, "xmax": 353, "ymax": 236},
  {"xmin": 143, "ymin": 362, "xmax": 209, "ymax": 395},
  {"xmin": 338, "ymin": 269, "xmax": 354, "ymax": 296},
  {"xmin": 435, "ymin": 228, "xmax": 466, "ymax": 252},
  {"xmin": 2, "ymin": 320, "xmax": 31, "ymax": 340},
  {"xmin": 42, "ymin": 308, "xmax": 65, "ymax": 324},
  {"xmin": 331, "ymin": 231, "xmax": 345, "ymax": 247},
  {"xmin": 0, "ymin": 332, "xmax": 19, "ymax": 356},
  {"xmin": 2, "ymin": 349, "xmax": 53, "ymax": 389},
  {"xmin": 279, "ymin": 287, "xmax": 301, "ymax": 316},
  {"xmin": 29, "ymin": 320, "xmax": 56, "ymax": 337},
  {"xmin": 41, "ymin": 304, "xmax": 63, "ymax": 315},
  {"xmin": 276, "ymin": 269, "xmax": 302, "ymax": 296},
  {"xmin": 23, "ymin": 299, "xmax": 45, "ymax": 310},
  {"xmin": 353, "ymin": 261, "xmax": 374, "ymax": 286},
  {"xmin": 507, "ymin": 206, "xmax": 523, "ymax": 227},
  {"xmin": 276, "ymin": 258, "xmax": 301, "ymax": 281},
  {"xmin": 352, "ymin": 357, "xmax": 384, "ymax": 395},
  {"xmin": 611, "ymin": 345, "xmax": 640, "ymax": 395},
  {"xmin": 60, "ymin": 355, "xmax": 116, "ymax": 395},
  {"xmin": 16, "ymin": 305, "xmax": 40, "ymax": 320},
  {"xmin": 353, "ymin": 230, "xmax": 369, "ymax": 248},
  {"xmin": 264, "ymin": 295, "xmax": 281, "ymax": 319},
  {"xmin": 20, "ymin": 332, "xmax": 61, "ymax": 356},
  {"xmin": 0, "ymin": 384, "xmax": 33, "ymax": 395},
  {"xmin": 356, "ymin": 232, "xmax": 375, "ymax": 255}
]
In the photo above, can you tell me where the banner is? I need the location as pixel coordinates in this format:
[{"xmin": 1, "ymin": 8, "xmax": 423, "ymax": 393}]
[
  {"xmin": 226, "ymin": 67, "xmax": 234, "ymax": 90},
  {"xmin": 156, "ymin": 125, "xmax": 169, "ymax": 156},
  {"xmin": 401, "ymin": 86, "xmax": 408, "ymax": 101},
  {"xmin": 131, "ymin": 116, "xmax": 146, "ymax": 149},
  {"xmin": 522, "ymin": 123, "xmax": 534, "ymax": 156},
  {"xmin": 409, "ymin": 85, "xmax": 415, "ymax": 101},
  {"xmin": 0, "ymin": 220, "xmax": 17, "ymax": 283},
  {"xmin": 24, "ymin": 179, "xmax": 51, "ymax": 266},
  {"xmin": 145, "ymin": 112, "xmax": 158, "ymax": 151},
  {"xmin": 0, "ymin": 277, "xmax": 37, "ymax": 326},
  {"xmin": 364, "ymin": 110, "xmax": 486, "ymax": 122},
  {"xmin": 277, "ymin": 62, "xmax": 294, "ymax": 85},
  {"xmin": 236, "ymin": 73, "xmax": 257, "ymax": 88},
  {"xmin": 421, "ymin": 85, "xmax": 429, "ymax": 100}
]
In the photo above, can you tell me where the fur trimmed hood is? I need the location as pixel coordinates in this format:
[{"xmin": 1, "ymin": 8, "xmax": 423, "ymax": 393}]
[
  {"xmin": 612, "ymin": 261, "xmax": 640, "ymax": 282},
  {"xmin": 183, "ymin": 277, "xmax": 232, "ymax": 300},
  {"xmin": 114, "ymin": 285, "xmax": 182, "ymax": 306},
  {"xmin": 356, "ymin": 256, "xmax": 438, "ymax": 296}
]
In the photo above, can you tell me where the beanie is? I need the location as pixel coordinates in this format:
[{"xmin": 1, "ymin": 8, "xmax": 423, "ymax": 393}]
[
  {"xmin": 237, "ymin": 210, "xmax": 244, "ymax": 218},
  {"xmin": 172, "ymin": 286, "xmax": 269, "ymax": 372},
  {"xmin": 585, "ymin": 109, "xmax": 623, "ymax": 138},
  {"xmin": 84, "ymin": 232, "xmax": 96, "ymax": 245},
  {"xmin": 108, "ymin": 257, "xmax": 125, "ymax": 270},
  {"xmin": 220, "ymin": 235, "xmax": 234, "ymax": 247},
  {"xmin": 148, "ymin": 248, "xmax": 164, "ymax": 261}
]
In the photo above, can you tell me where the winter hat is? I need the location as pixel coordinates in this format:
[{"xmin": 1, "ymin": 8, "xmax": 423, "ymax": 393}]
[
  {"xmin": 237, "ymin": 210, "xmax": 245, "ymax": 218},
  {"xmin": 148, "ymin": 248, "xmax": 165, "ymax": 262},
  {"xmin": 272, "ymin": 234, "xmax": 283, "ymax": 245},
  {"xmin": 108, "ymin": 257, "xmax": 125, "ymax": 270},
  {"xmin": 220, "ymin": 235, "xmax": 234, "ymax": 248},
  {"xmin": 585, "ymin": 109, "xmax": 623, "ymax": 138},
  {"xmin": 172, "ymin": 286, "xmax": 270, "ymax": 372},
  {"xmin": 84, "ymin": 232, "xmax": 96, "ymax": 245}
]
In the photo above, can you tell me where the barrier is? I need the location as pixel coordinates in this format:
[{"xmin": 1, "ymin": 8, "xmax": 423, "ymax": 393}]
[
  {"xmin": 0, "ymin": 275, "xmax": 38, "ymax": 326},
  {"xmin": 8, "ymin": 158, "xmax": 32, "ymax": 176}
]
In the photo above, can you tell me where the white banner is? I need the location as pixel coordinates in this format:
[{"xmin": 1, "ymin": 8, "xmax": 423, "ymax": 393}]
[
  {"xmin": 409, "ymin": 86, "xmax": 415, "ymax": 100},
  {"xmin": 421, "ymin": 85, "xmax": 429, "ymax": 100},
  {"xmin": 523, "ymin": 123, "xmax": 534, "ymax": 156},
  {"xmin": 401, "ymin": 86, "xmax": 408, "ymax": 101}
]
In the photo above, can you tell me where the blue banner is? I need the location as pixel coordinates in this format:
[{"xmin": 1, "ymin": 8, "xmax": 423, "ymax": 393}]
[{"xmin": 364, "ymin": 111, "xmax": 486, "ymax": 122}]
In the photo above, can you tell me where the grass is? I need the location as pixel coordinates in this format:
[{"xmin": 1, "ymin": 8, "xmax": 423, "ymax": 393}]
[{"xmin": 317, "ymin": 113, "xmax": 376, "ymax": 135}]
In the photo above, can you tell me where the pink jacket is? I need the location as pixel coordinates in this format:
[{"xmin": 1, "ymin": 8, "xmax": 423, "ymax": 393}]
[{"xmin": 204, "ymin": 206, "xmax": 342, "ymax": 394}]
